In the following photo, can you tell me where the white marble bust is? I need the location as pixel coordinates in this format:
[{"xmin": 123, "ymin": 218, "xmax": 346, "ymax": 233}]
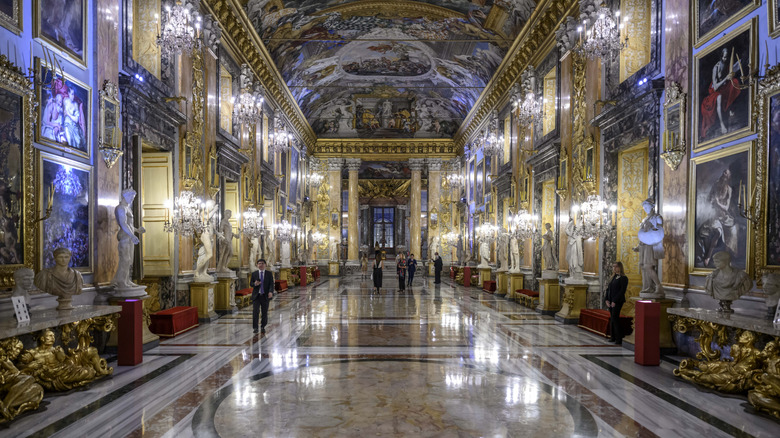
[
  {"xmin": 34, "ymin": 248, "xmax": 84, "ymax": 310},
  {"xmin": 705, "ymin": 251, "xmax": 753, "ymax": 313}
]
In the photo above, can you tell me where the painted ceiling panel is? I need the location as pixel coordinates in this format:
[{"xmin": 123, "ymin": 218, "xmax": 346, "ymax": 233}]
[{"xmin": 246, "ymin": 0, "xmax": 536, "ymax": 139}]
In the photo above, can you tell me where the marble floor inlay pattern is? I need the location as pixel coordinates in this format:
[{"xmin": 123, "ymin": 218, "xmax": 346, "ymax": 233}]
[{"xmin": 3, "ymin": 276, "xmax": 779, "ymax": 437}]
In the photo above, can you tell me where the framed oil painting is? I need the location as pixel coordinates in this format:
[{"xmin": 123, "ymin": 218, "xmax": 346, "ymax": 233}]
[
  {"xmin": 289, "ymin": 146, "xmax": 299, "ymax": 205},
  {"xmin": 34, "ymin": 0, "xmax": 87, "ymax": 66},
  {"xmin": 39, "ymin": 151, "xmax": 92, "ymax": 272},
  {"xmin": 754, "ymin": 74, "xmax": 780, "ymax": 275},
  {"xmin": 693, "ymin": 19, "xmax": 756, "ymax": 152},
  {"xmin": 688, "ymin": 141, "xmax": 752, "ymax": 275},
  {"xmin": 694, "ymin": 0, "xmax": 759, "ymax": 47},
  {"xmin": 475, "ymin": 159, "xmax": 484, "ymax": 206},
  {"xmin": 0, "ymin": 0, "xmax": 22, "ymax": 35},
  {"xmin": 35, "ymin": 58, "xmax": 91, "ymax": 158},
  {"xmin": 0, "ymin": 64, "xmax": 35, "ymax": 286},
  {"xmin": 771, "ymin": 0, "xmax": 780, "ymax": 38},
  {"xmin": 99, "ymin": 80, "xmax": 120, "ymax": 155},
  {"xmin": 468, "ymin": 159, "xmax": 475, "ymax": 204}
]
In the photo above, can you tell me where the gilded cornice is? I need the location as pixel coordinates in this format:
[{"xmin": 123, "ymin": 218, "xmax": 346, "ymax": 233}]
[
  {"xmin": 316, "ymin": 1, "xmax": 465, "ymax": 20},
  {"xmin": 202, "ymin": 0, "xmax": 316, "ymax": 146},
  {"xmin": 313, "ymin": 139, "xmax": 457, "ymax": 160},
  {"xmin": 454, "ymin": 0, "xmax": 575, "ymax": 148}
]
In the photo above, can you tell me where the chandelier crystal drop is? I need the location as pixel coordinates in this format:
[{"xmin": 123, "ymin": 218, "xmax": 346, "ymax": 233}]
[
  {"xmin": 163, "ymin": 190, "xmax": 211, "ymax": 236},
  {"xmin": 157, "ymin": 1, "xmax": 202, "ymax": 56},
  {"xmin": 241, "ymin": 206, "xmax": 264, "ymax": 238},
  {"xmin": 572, "ymin": 194, "xmax": 616, "ymax": 239},
  {"xmin": 508, "ymin": 210, "xmax": 538, "ymax": 241},
  {"xmin": 576, "ymin": 6, "xmax": 627, "ymax": 62}
]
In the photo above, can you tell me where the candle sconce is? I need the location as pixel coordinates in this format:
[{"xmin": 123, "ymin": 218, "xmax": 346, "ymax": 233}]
[
  {"xmin": 98, "ymin": 80, "xmax": 123, "ymax": 169},
  {"xmin": 662, "ymin": 82, "xmax": 686, "ymax": 171},
  {"xmin": 556, "ymin": 152, "xmax": 569, "ymax": 201},
  {"xmin": 737, "ymin": 179, "xmax": 760, "ymax": 228}
]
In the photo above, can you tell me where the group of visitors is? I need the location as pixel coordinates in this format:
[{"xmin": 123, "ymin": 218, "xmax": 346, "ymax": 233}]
[{"xmin": 363, "ymin": 250, "xmax": 444, "ymax": 293}]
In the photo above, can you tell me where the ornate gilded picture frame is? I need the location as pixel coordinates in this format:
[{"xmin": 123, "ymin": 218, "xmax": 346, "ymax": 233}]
[
  {"xmin": 693, "ymin": 19, "xmax": 756, "ymax": 153},
  {"xmin": 0, "ymin": 0, "xmax": 22, "ymax": 35},
  {"xmin": 771, "ymin": 0, "xmax": 780, "ymax": 38},
  {"xmin": 38, "ymin": 151, "xmax": 93, "ymax": 273},
  {"xmin": 33, "ymin": 0, "xmax": 87, "ymax": 67},
  {"xmin": 688, "ymin": 141, "xmax": 753, "ymax": 275},
  {"xmin": 753, "ymin": 66, "xmax": 780, "ymax": 276},
  {"xmin": 0, "ymin": 55, "xmax": 36, "ymax": 289},
  {"xmin": 693, "ymin": 0, "xmax": 759, "ymax": 48}
]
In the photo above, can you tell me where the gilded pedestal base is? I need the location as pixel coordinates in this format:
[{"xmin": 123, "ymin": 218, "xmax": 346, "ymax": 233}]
[
  {"xmin": 190, "ymin": 281, "xmax": 218, "ymax": 322},
  {"xmin": 479, "ymin": 268, "xmax": 492, "ymax": 291},
  {"xmin": 328, "ymin": 262, "xmax": 339, "ymax": 276},
  {"xmin": 496, "ymin": 272, "xmax": 507, "ymax": 296},
  {"xmin": 555, "ymin": 284, "xmax": 587, "ymax": 324},
  {"xmin": 215, "ymin": 274, "xmax": 238, "ymax": 315},
  {"xmin": 537, "ymin": 278, "xmax": 561, "ymax": 315},
  {"xmin": 279, "ymin": 268, "xmax": 291, "ymax": 283},
  {"xmin": 507, "ymin": 273, "xmax": 523, "ymax": 300}
]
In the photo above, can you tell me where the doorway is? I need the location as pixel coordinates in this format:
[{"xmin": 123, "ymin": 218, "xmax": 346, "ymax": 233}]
[{"xmin": 372, "ymin": 207, "xmax": 394, "ymax": 254}]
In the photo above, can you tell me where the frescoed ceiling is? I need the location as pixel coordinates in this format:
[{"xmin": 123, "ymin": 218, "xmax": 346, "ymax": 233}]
[{"xmin": 245, "ymin": 0, "xmax": 537, "ymax": 139}]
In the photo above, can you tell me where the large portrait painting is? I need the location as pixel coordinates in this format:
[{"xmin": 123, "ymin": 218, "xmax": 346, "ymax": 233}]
[
  {"xmin": 689, "ymin": 142, "xmax": 752, "ymax": 274},
  {"xmin": 0, "ymin": 0, "xmax": 22, "ymax": 34},
  {"xmin": 694, "ymin": 0, "xmax": 759, "ymax": 47},
  {"xmin": 34, "ymin": 0, "xmax": 86, "ymax": 66},
  {"xmin": 767, "ymin": 93, "xmax": 780, "ymax": 267},
  {"xmin": 771, "ymin": 0, "xmax": 780, "ymax": 38},
  {"xmin": 693, "ymin": 20, "xmax": 755, "ymax": 152},
  {"xmin": 0, "ymin": 85, "xmax": 25, "ymax": 266},
  {"xmin": 39, "ymin": 152, "xmax": 92, "ymax": 271},
  {"xmin": 35, "ymin": 59, "xmax": 91, "ymax": 158},
  {"xmin": 475, "ymin": 159, "xmax": 484, "ymax": 206},
  {"xmin": 289, "ymin": 147, "xmax": 299, "ymax": 205}
]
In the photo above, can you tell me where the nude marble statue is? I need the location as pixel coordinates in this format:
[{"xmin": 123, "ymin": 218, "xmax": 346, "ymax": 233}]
[
  {"xmin": 112, "ymin": 189, "xmax": 145, "ymax": 289},
  {"xmin": 635, "ymin": 199, "xmax": 664, "ymax": 298}
]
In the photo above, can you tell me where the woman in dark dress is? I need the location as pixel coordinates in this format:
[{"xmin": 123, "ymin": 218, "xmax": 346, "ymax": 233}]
[
  {"xmin": 373, "ymin": 251, "xmax": 383, "ymax": 293},
  {"xmin": 605, "ymin": 261, "xmax": 629, "ymax": 344},
  {"xmin": 397, "ymin": 254, "xmax": 407, "ymax": 292}
]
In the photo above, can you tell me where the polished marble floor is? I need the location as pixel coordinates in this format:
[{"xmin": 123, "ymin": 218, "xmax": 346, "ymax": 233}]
[{"xmin": 5, "ymin": 274, "xmax": 780, "ymax": 437}]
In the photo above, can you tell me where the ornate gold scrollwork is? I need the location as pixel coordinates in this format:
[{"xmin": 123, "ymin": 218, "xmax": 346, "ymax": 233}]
[
  {"xmin": 0, "ymin": 337, "xmax": 43, "ymax": 423},
  {"xmin": 748, "ymin": 340, "xmax": 780, "ymax": 419},
  {"xmin": 183, "ymin": 48, "xmax": 206, "ymax": 193}
]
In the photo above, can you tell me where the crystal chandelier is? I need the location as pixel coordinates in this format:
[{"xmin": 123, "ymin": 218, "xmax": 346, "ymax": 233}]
[
  {"xmin": 441, "ymin": 231, "xmax": 460, "ymax": 248},
  {"xmin": 507, "ymin": 210, "xmax": 538, "ymax": 240},
  {"xmin": 157, "ymin": 0, "xmax": 202, "ymax": 56},
  {"xmin": 515, "ymin": 89, "xmax": 543, "ymax": 128},
  {"xmin": 481, "ymin": 111, "xmax": 504, "ymax": 159},
  {"xmin": 308, "ymin": 157, "xmax": 325, "ymax": 188},
  {"xmin": 233, "ymin": 64, "xmax": 264, "ymax": 126},
  {"xmin": 571, "ymin": 194, "xmax": 616, "ymax": 239},
  {"xmin": 268, "ymin": 117, "xmax": 292, "ymax": 154},
  {"xmin": 311, "ymin": 231, "xmax": 328, "ymax": 247},
  {"xmin": 240, "ymin": 206, "xmax": 264, "ymax": 237},
  {"xmin": 576, "ymin": 5, "xmax": 627, "ymax": 62},
  {"xmin": 163, "ymin": 190, "xmax": 211, "ymax": 236},
  {"xmin": 475, "ymin": 223, "xmax": 500, "ymax": 243},
  {"xmin": 274, "ymin": 219, "xmax": 297, "ymax": 242}
]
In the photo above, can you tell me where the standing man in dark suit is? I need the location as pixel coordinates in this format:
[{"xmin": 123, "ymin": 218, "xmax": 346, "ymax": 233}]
[
  {"xmin": 433, "ymin": 252, "xmax": 443, "ymax": 284},
  {"xmin": 407, "ymin": 253, "xmax": 417, "ymax": 287},
  {"xmin": 250, "ymin": 259, "xmax": 274, "ymax": 334},
  {"xmin": 605, "ymin": 261, "xmax": 629, "ymax": 345}
]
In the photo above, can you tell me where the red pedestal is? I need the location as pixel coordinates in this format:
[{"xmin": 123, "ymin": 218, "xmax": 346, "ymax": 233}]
[
  {"xmin": 635, "ymin": 300, "xmax": 661, "ymax": 366},
  {"xmin": 450, "ymin": 266, "xmax": 455, "ymax": 278},
  {"xmin": 463, "ymin": 267, "xmax": 471, "ymax": 287},
  {"xmin": 118, "ymin": 299, "xmax": 143, "ymax": 366},
  {"xmin": 299, "ymin": 266, "xmax": 307, "ymax": 287}
]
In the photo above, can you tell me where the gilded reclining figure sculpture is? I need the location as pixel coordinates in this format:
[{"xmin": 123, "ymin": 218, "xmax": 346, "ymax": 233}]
[
  {"xmin": 748, "ymin": 341, "xmax": 780, "ymax": 419},
  {"xmin": 0, "ymin": 338, "xmax": 44, "ymax": 423},
  {"xmin": 674, "ymin": 330, "xmax": 762, "ymax": 393}
]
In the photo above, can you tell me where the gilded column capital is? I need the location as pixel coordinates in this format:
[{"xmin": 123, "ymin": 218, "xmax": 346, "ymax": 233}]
[
  {"xmin": 409, "ymin": 158, "xmax": 426, "ymax": 172},
  {"xmin": 426, "ymin": 158, "xmax": 443, "ymax": 172},
  {"xmin": 327, "ymin": 158, "xmax": 344, "ymax": 172},
  {"xmin": 345, "ymin": 158, "xmax": 362, "ymax": 172}
]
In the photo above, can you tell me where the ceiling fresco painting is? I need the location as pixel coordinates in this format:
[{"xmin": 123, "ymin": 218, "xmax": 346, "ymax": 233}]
[{"xmin": 246, "ymin": 0, "xmax": 537, "ymax": 139}]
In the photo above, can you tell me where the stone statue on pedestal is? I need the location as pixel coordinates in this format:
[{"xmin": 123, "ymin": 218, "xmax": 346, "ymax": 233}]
[
  {"xmin": 705, "ymin": 251, "xmax": 753, "ymax": 313},
  {"xmin": 194, "ymin": 203, "xmax": 218, "ymax": 282},
  {"xmin": 307, "ymin": 230, "xmax": 314, "ymax": 263},
  {"xmin": 762, "ymin": 273, "xmax": 780, "ymax": 320},
  {"xmin": 456, "ymin": 234, "xmax": 464, "ymax": 265},
  {"xmin": 249, "ymin": 236, "xmax": 260, "ymax": 272},
  {"xmin": 509, "ymin": 235, "xmax": 520, "ymax": 272},
  {"xmin": 112, "ymin": 189, "xmax": 145, "ymax": 289},
  {"xmin": 497, "ymin": 233, "xmax": 508, "ymax": 271},
  {"xmin": 265, "ymin": 233, "xmax": 276, "ymax": 265},
  {"xmin": 635, "ymin": 199, "xmax": 665, "ymax": 298},
  {"xmin": 329, "ymin": 239, "xmax": 339, "ymax": 262},
  {"xmin": 216, "ymin": 210, "xmax": 239, "ymax": 273},
  {"xmin": 541, "ymin": 223, "xmax": 558, "ymax": 271},
  {"xmin": 34, "ymin": 248, "xmax": 83, "ymax": 310},
  {"xmin": 477, "ymin": 239, "xmax": 491, "ymax": 268},
  {"xmin": 429, "ymin": 236, "xmax": 440, "ymax": 262},
  {"xmin": 281, "ymin": 240, "xmax": 292, "ymax": 267},
  {"xmin": 565, "ymin": 219, "xmax": 584, "ymax": 281}
]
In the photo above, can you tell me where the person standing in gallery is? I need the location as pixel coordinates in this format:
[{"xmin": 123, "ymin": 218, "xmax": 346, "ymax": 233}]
[
  {"xmin": 433, "ymin": 252, "xmax": 443, "ymax": 284},
  {"xmin": 360, "ymin": 253, "xmax": 368, "ymax": 280},
  {"xmin": 250, "ymin": 259, "xmax": 274, "ymax": 335},
  {"xmin": 372, "ymin": 251, "xmax": 383, "ymax": 293},
  {"xmin": 397, "ymin": 253, "xmax": 407, "ymax": 292},
  {"xmin": 406, "ymin": 253, "xmax": 418, "ymax": 287},
  {"xmin": 604, "ymin": 261, "xmax": 628, "ymax": 345}
]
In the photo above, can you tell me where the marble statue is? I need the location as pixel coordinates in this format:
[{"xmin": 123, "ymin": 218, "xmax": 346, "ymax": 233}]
[
  {"xmin": 477, "ymin": 239, "xmax": 491, "ymax": 268},
  {"xmin": 112, "ymin": 189, "xmax": 145, "ymax": 289},
  {"xmin": 509, "ymin": 235, "xmax": 520, "ymax": 272},
  {"xmin": 497, "ymin": 233, "xmax": 508, "ymax": 271},
  {"xmin": 541, "ymin": 223, "xmax": 558, "ymax": 271},
  {"xmin": 265, "ymin": 233, "xmax": 276, "ymax": 265},
  {"xmin": 307, "ymin": 230, "xmax": 314, "ymax": 263},
  {"xmin": 297, "ymin": 235, "xmax": 305, "ymax": 263},
  {"xmin": 705, "ymin": 251, "xmax": 753, "ymax": 313},
  {"xmin": 634, "ymin": 199, "xmax": 665, "ymax": 298},
  {"xmin": 249, "ymin": 236, "xmax": 261, "ymax": 273},
  {"xmin": 18, "ymin": 329, "xmax": 108, "ymax": 391},
  {"xmin": 456, "ymin": 234, "xmax": 464, "ymax": 265},
  {"xmin": 281, "ymin": 240, "xmax": 292, "ymax": 268},
  {"xmin": 194, "ymin": 203, "xmax": 218, "ymax": 282},
  {"xmin": 763, "ymin": 273, "xmax": 780, "ymax": 320},
  {"xmin": 34, "ymin": 248, "xmax": 84, "ymax": 310},
  {"xmin": 565, "ymin": 219, "xmax": 584, "ymax": 281},
  {"xmin": 12, "ymin": 267, "xmax": 35, "ymax": 303},
  {"xmin": 216, "ymin": 210, "xmax": 239, "ymax": 273},
  {"xmin": 0, "ymin": 338, "xmax": 43, "ymax": 422},
  {"xmin": 329, "ymin": 239, "xmax": 339, "ymax": 262},
  {"xmin": 429, "ymin": 236, "xmax": 440, "ymax": 262}
]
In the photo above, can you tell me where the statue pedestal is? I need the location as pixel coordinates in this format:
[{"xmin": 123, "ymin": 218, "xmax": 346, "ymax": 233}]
[
  {"xmin": 279, "ymin": 267, "xmax": 291, "ymax": 283},
  {"xmin": 105, "ymin": 286, "xmax": 159, "ymax": 351},
  {"xmin": 328, "ymin": 261, "xmax": 339, "ymax": 276},
  {"xmin": 496, "ymin": 271, "xmax": 507, "ymax": 296},
  {"xmin": 623, "ymin": 297, "xmax": 676, "ymax": 353},
  {"xmin": 507, "ymin": 272, "xmax": 523, "ymax": 300},
  {"xmin": 215, "ymin": 272, "xmax": 238, "ymax": 315},
  {"xmin": 537, "ymin": 278, "xmax": 561, "ymax": 315},
  {"xmin": 299, "ymin": 266, "xmax": 308, "ymax": 287},
  {"xmin": 555, "ymin": 282, "xmax": 588, "ymax": 324},
  {"xmin": 190, "ymin": 281, "xmax": 218, "ymax": 323},
  {"xmin": 479, "ymin": 268, "xmax": 492, "ymax": 290},
  {"xmin": 463, "ymin": 267, "xmax": 472, "ymax": 287}
]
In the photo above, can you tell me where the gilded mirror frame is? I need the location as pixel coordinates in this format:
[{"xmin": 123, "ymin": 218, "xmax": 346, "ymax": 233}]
[{"xmin": 0, "ymin": 55, "xmax": 36, "ymax": 289}]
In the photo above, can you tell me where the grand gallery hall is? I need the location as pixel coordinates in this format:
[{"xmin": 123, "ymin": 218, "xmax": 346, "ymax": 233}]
[{"xmin": 0, "ymin": 0, "xmax": 779, "ymax": 436}]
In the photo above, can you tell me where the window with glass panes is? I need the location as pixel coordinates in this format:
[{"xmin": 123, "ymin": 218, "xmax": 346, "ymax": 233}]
[{"xmin": 373, "ymin": 207, "xmax": 394, "ymax": 248}]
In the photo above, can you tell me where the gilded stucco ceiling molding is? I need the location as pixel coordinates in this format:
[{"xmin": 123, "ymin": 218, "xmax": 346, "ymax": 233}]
[
  {"xmin": 313, "ymin": 139, "xmax": 458, "ymax": 159},
  {"xmin": 202, "ymin": 0, "xmax": 315, "ymax": 146},
  {"xmin": 454, "ymin": 0, "xmax": 575, "ymax": 149},
  {"xmin": 316, "ymin": 1, "xmax": 466, "ymax": 21}
]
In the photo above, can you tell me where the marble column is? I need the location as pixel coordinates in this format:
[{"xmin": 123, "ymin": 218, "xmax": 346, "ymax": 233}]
[
  {"xmin": 409, "ymin": 158, "xmax": 425, "ymax": 258},
  {"xmin": 327, "ymin": 158, "xmax": 343, "ymax": 250},
  {"xmin": 346, "ymin": 158, "xmax": 361, "ymax": 264}
]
